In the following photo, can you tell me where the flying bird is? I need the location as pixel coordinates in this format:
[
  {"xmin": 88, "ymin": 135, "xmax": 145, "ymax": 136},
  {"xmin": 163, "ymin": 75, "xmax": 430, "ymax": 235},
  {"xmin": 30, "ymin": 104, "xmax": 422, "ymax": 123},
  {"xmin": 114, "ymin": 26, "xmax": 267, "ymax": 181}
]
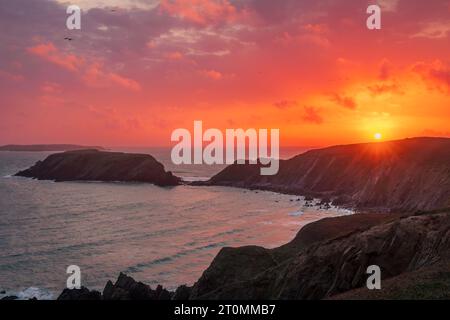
[{"xmin": 64, "ymin": 37, "xmax": 73, "ymax": 41}]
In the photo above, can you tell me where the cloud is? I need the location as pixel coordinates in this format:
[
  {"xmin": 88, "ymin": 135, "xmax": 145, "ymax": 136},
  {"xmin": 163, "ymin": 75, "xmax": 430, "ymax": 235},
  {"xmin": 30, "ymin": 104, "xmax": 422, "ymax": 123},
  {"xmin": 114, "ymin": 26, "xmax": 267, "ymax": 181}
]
[
  {"xmin": 160, "ymin": 0, "xmax": 238, "ymax": 25},
  {"xmin": 83, "ymin": 62, "xmax": 141, "ymax": 91},
  {"xmin": 377, "ymin": 0, "xmax": 400, "ymax": 12},
  {"xmin": 165, "ymin": 51, "xmax": 184, "ymax": 60},
  {"xmin": 412, "ymin": 60, "xmax": 450, "ymax": 92},
  {"xmin": 273, "ymin": 100, "xmax": 297, "ymax": 109},
  {"xmin": 201, "ymin": 69, "xmax": 223, "ymax": 80},
  {"xmin": 412, "ymin": 21, "xmax": 450, "ymax": 39},
  {"xmin": 367, "ymin": 82, "xmax": 403, "ymax": 95},
  {"xmin": 302, "ymin": 106, "xmax": 323, "ymax": 124},
  {"xmin": 330, "ymin": 94, "xmax": 357, "ymax": 110},
  {"xmin": 378, "ymin": 59, "xmax": 392, "ymax": 80},
  {"xmin": 0, "ymin": 69, "xmax": 24, "ymax": 82},
  {"xmin": 27, "ymin": 43, "xmax": 84, "ymax": 71}
]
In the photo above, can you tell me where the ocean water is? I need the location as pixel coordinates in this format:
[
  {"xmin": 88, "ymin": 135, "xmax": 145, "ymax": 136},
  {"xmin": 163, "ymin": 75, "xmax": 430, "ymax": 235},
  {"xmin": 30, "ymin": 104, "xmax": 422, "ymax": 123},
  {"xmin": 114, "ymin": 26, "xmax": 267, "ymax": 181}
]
[{"xmin": 0, "ymin": 148, "xmax": 352, "ymax": 299}]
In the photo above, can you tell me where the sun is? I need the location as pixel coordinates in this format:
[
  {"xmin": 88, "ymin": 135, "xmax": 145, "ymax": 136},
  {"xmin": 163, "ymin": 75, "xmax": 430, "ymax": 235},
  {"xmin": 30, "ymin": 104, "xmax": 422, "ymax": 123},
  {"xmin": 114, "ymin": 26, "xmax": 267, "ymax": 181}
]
[{"xmin": 374, "ymin": 133, "xmax": 382, "ymax": 140}]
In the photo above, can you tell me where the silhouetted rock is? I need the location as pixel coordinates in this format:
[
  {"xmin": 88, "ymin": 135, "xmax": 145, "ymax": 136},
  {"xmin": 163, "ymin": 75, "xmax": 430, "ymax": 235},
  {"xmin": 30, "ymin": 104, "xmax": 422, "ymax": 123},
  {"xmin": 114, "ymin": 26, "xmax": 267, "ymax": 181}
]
[
  {"xmin": 1, "ymin": 295, "xmax": 18, "ymax": 300},
  {"xmin": 205, "ymin": 137, "xmax": 450, "ymax": 212},
  {"xmin": 189, "ymin": 209, "xmax": 450, "ymax": 299},
  {"xmin": 15, "ymin": 149, "xmax": 180, "ymax": 186},
  {"xmin": 58, "ymin": 287, "xmax": 101, "ymax": 300},
  {"xmin": 102, "ymin": 273, "xmax": 172, "ymax": 300},
  {"xmin": 173, "ymin": 285, "xmax": 192, "ymax": 300}
]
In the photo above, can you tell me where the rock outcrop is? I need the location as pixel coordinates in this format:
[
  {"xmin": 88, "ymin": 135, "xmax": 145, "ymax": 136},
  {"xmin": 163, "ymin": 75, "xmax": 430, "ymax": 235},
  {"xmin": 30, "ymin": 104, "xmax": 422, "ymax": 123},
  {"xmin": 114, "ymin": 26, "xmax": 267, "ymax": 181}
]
[
  {"xmin": 102, "ymin": 273, "xmax": 172, "ymax": 300},
  {"xmin": 15, "ymin": 149, "xmax": 180, "ymax": 186},
  {"xmin": 205, "ymin": 137, "xmax": 450, "ymax": 212},
  {"xmin": 57, "ymin": 273, "xmax": 172, "ymax": 300},
  {"xmin": 58, "ymin": 287, "xmax": 101, "ymax": 300},
  {"xmin": 56, "ymin": 209, "xmax": 450, "ymax": 300},
  {"xmin": 189, "ymin": 209, "xmax": 450, "ymax": 300}
]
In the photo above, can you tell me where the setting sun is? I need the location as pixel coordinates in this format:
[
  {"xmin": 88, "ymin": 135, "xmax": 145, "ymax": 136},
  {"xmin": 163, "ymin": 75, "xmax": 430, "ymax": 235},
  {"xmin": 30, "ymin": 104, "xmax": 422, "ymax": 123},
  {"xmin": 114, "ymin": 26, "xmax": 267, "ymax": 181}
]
[{"xmin": 374, "ymin": 133, "xmax": 382, "ymax": 140}]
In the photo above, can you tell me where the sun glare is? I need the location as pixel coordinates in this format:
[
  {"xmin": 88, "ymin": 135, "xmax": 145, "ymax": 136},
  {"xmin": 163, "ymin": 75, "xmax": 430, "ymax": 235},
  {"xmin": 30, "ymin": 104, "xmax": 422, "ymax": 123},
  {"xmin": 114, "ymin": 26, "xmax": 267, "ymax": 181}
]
[{"xmin": 374, "ymin": 133, "xmax": 382, "ymax": 140}]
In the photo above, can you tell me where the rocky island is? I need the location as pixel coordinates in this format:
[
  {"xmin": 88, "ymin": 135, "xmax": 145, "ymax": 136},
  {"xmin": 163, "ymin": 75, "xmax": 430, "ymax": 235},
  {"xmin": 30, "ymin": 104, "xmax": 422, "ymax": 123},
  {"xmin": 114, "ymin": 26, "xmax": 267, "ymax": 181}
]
[{"xmin": 15, "ymin": 149, "xmax": 180, "ymax": 186}]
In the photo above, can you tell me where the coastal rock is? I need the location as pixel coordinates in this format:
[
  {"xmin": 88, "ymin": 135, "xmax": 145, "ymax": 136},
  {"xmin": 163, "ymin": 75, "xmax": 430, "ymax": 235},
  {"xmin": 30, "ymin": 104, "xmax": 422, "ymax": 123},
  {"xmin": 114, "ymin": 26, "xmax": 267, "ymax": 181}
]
[
  {"xmin": 190, "ymin": 246, "xmax": 279, "ymax": 298},
  {"xmin": 15, "ymin": 149, "xmax": 180, "ymax": 186},
  {"xmin": 190, "ymin": 210, "xmax": 450, "ymax": 299},
  {"xmin": 102, "ymin": 273, "xmax": 173, "ymax": 300},
  {"xmin": 57, "ymin": 287, "xmax": 101, "ymax": 300},
  {"xmin": 173, "ymin": 285, "xmax": 192, "ymax": 300},
  {"xmin": 205, "ymin": 137, "xmax": 450, "ymax": 212}
]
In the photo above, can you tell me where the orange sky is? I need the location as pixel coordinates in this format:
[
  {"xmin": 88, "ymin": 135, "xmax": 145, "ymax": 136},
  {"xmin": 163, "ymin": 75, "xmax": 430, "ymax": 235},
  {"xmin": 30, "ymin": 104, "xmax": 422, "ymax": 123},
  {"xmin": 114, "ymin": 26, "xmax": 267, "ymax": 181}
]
[{"xmin": 0, "ymin": 0, "xmax": 449, "ymax": 147}]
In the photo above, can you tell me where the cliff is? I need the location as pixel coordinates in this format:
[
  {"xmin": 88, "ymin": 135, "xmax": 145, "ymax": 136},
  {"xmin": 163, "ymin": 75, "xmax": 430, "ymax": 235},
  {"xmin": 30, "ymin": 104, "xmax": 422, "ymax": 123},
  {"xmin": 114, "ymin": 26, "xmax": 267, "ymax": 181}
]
[
  {"xmin": 15, "ymin": 149, "xmax": 180, "ymax": 186},
  {"xmin": 0, "ymin": 144, "xmax": 104, "ymax": 151},
  {"xmin": 206, "ymin": 137, "xmax": 450, "ymax": 212},
  {"xmin": 189, "ymin": 209, "xmax": 450, "ymax": 299}
]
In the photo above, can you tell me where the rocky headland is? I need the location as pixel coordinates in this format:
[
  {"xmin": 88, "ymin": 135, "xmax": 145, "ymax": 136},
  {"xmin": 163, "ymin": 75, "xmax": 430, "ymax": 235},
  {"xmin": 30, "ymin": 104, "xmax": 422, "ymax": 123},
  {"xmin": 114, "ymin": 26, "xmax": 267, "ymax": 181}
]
[
  {"xmin": 202, "ymin": 137, "xmax": 450, "ymax": 212},
  {"xmin": 15, "ymin": 149, "xmax": 180, "ymax": 186}
]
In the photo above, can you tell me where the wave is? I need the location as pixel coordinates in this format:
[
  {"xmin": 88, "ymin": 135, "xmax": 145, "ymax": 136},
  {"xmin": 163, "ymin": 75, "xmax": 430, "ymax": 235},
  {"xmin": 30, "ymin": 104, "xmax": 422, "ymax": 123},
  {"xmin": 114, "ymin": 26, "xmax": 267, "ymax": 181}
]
[
  {"xmin": 288, "ymin": 210, "xmax": 304, "ymax": 217},
  {"xmin": 181, "ymin": 176, "xmax": 210, "ymax": 182},
  {"xmin": 0, "ymin": 287, "xmax": 54, "ymax": 300}
]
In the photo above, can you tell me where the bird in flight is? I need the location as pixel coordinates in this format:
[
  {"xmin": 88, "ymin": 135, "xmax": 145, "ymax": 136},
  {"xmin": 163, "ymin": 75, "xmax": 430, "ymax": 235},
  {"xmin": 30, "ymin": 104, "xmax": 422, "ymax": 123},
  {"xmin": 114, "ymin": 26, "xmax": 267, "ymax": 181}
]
[{"xmin": 64, "ymin": 37, "xmax": 73, "ymax": 41}]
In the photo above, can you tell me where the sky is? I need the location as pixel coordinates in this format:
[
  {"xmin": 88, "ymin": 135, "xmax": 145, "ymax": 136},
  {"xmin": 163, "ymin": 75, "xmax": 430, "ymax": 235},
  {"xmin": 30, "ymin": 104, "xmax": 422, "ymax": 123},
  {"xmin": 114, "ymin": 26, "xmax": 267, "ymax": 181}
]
[{"xmin": 0, "ymin": 0, "xmax": 449, "ymax": 147}]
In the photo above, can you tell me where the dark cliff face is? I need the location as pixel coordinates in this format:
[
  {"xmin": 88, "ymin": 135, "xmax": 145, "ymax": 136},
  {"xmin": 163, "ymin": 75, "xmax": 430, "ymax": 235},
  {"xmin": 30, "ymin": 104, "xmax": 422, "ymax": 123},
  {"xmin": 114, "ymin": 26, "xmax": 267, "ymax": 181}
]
[
  {"xmin": 207, "ymin": 137, "xmax": 450, "ymax": 212},
  {"xmin": 190, "ymin": 209, "xmax": 450, "ymax": 300},
  {"xmin": 15, "ymin": 149, "xmax": 180, "ymax": 186},
  {"xmin": 57, "ymin": 210, "xmax": 450, "ymax": 300}
]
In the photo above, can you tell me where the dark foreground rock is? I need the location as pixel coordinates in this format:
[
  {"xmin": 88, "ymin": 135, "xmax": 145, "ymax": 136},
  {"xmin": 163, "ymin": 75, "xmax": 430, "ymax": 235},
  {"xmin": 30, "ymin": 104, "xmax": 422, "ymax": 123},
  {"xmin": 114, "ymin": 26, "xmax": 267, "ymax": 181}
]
[
  {"xmin": 58, "ymin": 287, "xmax": 101, "ymax": 300},
  {"xmin": 57, "ymin": 273, "xmax": 173, "ymax": 300},
  {"xmin": 15, "ymin": 149, "xmax": 180, "ymax": 186},
  {"xmin": 203, "ymin": 137, "xmax": 450, "ymax": 212},
  {"xmin": 57, "ymin": 209, "xmax": 450, "ymax": 300},
  {"xmin": 189, "ymin": 209, "xmax": 450, "ymax": 299},
  {"xmin": 103, "ymin": 273, "xmax": 172, "ymax": 300}
]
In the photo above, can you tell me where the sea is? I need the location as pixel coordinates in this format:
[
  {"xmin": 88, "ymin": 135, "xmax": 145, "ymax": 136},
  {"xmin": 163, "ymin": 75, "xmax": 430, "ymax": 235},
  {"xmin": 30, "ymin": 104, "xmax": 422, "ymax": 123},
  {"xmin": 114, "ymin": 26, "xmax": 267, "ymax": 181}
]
[{"xmin": 0, "ymin": 147, "xmax": 352, "ymax": 299}]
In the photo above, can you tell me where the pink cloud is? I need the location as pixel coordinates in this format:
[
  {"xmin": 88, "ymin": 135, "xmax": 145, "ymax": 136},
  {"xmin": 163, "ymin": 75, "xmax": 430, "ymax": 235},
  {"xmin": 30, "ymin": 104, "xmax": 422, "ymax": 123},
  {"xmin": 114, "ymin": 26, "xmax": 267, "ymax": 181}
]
[
  {"xmin": 27, "ymin": 42, "xmax": 83, "ymax": 71},
  {"xmin": 367, "ymin": 82, "xmax": 403, "ymax": 95},
  {"xmin": 273, "ymin": 100, "xmax": 297, "ymax": 109},
  {"xmin": 412, "ymin": 60, "xmax": 450, "ymax": 92},
  {"xmin": 330, "ymin": 94, "xmax": 357, "ymax": 110},
  {"xmin": 165, "ymin": 51, "xmax": 184, "ymax": 60},
  {"xmin": 83, "ymin": 62, "xmax": 141, "ymax": 92},
  {"xmin": 201, "ymin": 69, "xmax": 223, "ymax": 80},
  {"xmin": 160, "ymin": 0, "xmax": 238, "ymax": 25},
  {"xmin": 0, "ymin": 69, "xmax": 24, "ymax": 82},
  {"xmin": 302, "ymin": 106, "xmax": 324, "ymax": 124}
]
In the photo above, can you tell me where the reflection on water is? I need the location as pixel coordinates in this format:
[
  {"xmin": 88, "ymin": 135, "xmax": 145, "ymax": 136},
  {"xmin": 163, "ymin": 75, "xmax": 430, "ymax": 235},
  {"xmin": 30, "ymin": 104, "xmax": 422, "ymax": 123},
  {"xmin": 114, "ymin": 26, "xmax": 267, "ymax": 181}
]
[{"xmin": 0, "ymin": 149, "xmax": 351, "ymax": 299}]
